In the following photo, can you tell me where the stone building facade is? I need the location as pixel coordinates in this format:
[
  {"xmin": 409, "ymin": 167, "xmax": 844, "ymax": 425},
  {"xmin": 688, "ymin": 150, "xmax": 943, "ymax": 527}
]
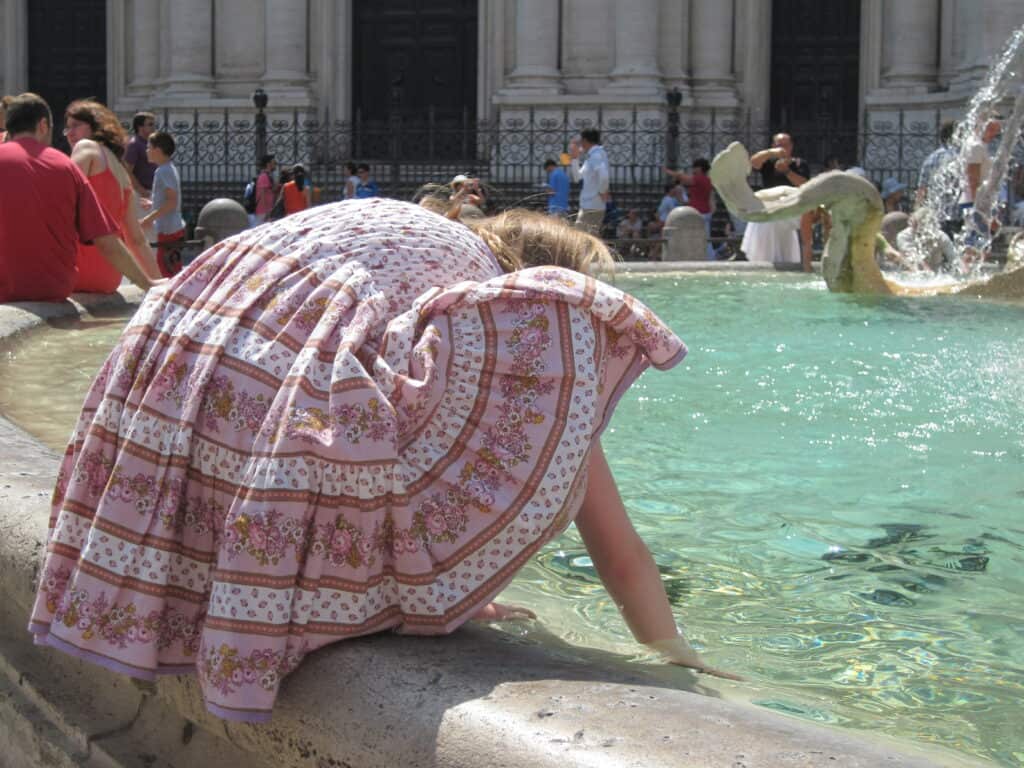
[{"xmin": 2, "ymin": 0, "xmax": 1021, "ymax": 170}]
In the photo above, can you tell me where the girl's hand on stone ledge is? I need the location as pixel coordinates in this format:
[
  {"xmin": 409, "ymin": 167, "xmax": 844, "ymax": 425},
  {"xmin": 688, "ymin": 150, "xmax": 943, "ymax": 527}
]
[{"xmin": 647, "ymin": 636, "xmax": 745, "ymax": 681}]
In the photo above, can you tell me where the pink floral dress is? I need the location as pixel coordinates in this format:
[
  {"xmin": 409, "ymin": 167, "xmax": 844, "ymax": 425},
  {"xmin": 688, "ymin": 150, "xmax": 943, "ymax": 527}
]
[{"xmin": 28, "ymin": 199, "xmax": 686, "ymax": 722}]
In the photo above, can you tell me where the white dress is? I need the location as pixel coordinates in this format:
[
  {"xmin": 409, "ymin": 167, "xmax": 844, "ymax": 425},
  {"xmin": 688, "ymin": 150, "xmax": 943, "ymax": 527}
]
[
  {"xmin": 740, "ymin": 218, "xmax": 801, "ymax": 264},
  {"xmin": 27, "ymin": 198, "xmax": 687, "ymax": 723}
]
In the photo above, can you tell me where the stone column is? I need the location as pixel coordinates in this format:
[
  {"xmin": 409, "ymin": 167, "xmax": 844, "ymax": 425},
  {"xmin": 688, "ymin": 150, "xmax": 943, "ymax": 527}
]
[
  {"xmin": 165, "ymin": 0, "xmax": 213, "ymax": 95},
  {"xmin": 3, "ymin": 0, "xmax": 30, "ymax": 96},
  {"xmin": 264, "ymin": 0, "xmax": 311, "ymax": 95},
  {"xmin": 658, "ymin": 0, "xmax": 691, "ymax": 99},
  {"xmin": 937, "ymin": 0, "xmax": 957, "ymax": 88},
  {"xmin": 0, "ymin": 0, "xmax": 5, "ymax": 94},
  {"xmin": 215, "ymin": 0, "xmax": 265, "ymax": 87},
  {"xmin": 958, "ymin": 2, "xmax": 1024, "ymax": 83},
  {"xmin": 880, "ymin": 0, "xmax": 939, "ymax": 90},
  {"xmin": 690, "ymin": 0, "xmax": 738, "ymax": 106},
  {"xmin": 735, "ymin": 0, "xmax": 770, "ymax": 123},
  {"xmin": 602, "ymin": 0, "xmax": 662, "ymax": 96},
  {"xmin": 949, "ymin": 0, "xmax": 981, "ymax": 85},
  {"xmin": 0, "ymin": 0, "xmax": 9, "ymax": 93},
  {"xmin": 157, "ymin": 0, "xmax": 171, "ymax": 82},
  {"xmin": 319, "ymin": 0, "xmax": 352, "ymax": 122},
  {"xmin": 477, "ymin": 0, "xmax": 505, "ymax": 121},
  {"xmin": 503, "ymin": 0, "xmax": 561, "ymax": 94},
  {"xmin": 129, "ymin": 0, "xmax": 160, "ymax": 93}
]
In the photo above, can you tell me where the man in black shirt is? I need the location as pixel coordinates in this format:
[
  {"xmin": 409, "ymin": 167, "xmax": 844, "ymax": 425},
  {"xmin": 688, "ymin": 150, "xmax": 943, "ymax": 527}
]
[
  {"xmin": 757, "ymin": 139, "xmax": 810, "ymax": 189},
  {"xmin": 742, "ymin": 133, "xmax": 813, "ymax": 270}
]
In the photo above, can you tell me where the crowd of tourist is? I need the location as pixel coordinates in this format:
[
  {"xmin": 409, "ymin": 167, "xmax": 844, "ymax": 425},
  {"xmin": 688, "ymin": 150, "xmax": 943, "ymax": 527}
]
[
  {"xmin": 0, "ymin": 91, "xmax": 398, "ymax": 304},
  {"xmin": 737, "ymin": 114, "xmax": 1022, "ymax": 272},
  {"xmin": 1, "ymin": 88, "xmax": 1020, "ymax": 305},
  {"xmin": 0, "ymin": 93, "xmax": 161, "ymax": 303}
]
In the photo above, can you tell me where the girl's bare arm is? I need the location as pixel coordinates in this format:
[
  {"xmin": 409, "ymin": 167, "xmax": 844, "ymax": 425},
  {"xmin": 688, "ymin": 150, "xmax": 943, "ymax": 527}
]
[{"xmin": 574, "ymin": 441, "xmax": 741, "ymax": 680}]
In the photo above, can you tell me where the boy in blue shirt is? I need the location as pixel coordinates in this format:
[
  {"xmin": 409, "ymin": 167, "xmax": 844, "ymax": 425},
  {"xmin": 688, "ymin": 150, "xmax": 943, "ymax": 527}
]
[
  {"xmin": 139, "ymin": 131, "xmax": 186, "ymax": 276},
  {"xmin": 544, "ymin": 159, "xmax": 570, "ymax": 217},
  {"xmin": 355, "ymin": 164, "xmax": 379, "ymax": 198}
]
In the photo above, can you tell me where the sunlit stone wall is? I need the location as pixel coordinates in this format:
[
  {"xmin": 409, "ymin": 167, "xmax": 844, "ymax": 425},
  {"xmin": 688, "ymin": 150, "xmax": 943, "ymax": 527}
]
[{"xmin": 1, "ymin": 1, "xmax": 1022, "ymax": 137}]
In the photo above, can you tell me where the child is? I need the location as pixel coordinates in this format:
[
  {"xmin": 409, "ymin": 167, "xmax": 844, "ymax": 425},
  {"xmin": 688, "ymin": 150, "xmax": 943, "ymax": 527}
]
[
  {"xmin": 139, "ymin": 130, "xmax": 186, "ymax": 277},
  {"xmin": 29, "ymin": 200, "xmax": 737, "ymax": 723},
  {"xmin": 354, "ymin": 163, "xmax": 379, "ymax": 198}
]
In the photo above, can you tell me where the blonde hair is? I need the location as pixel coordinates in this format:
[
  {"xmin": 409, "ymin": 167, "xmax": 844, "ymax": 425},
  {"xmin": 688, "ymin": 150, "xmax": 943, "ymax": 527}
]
[
  {"xmin": 467, "ymin": 209, "xmax": 615, "ymax": 275},
  {"xmin": 416, "ymin": 185, "xmax": 615, "ymax": 275}
]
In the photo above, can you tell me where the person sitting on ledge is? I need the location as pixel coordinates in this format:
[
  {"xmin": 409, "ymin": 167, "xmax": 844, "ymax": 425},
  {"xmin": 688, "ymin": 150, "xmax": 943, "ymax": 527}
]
[
  {"xmin": 28, "ymin": 197, "xmax": 739, "ymax": 725},
  {"xmin": 64, "ymin": 98, "xmax": 158, "ymax": 294},
  {"xmin": 0, "ymin": 92, "xmax": 159, "ymax": 303}
]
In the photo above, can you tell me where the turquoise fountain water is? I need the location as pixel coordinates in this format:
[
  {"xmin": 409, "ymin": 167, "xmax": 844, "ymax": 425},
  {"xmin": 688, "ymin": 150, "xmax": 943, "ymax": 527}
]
[
  {"xmin": 506, "ymin": 273, "xmax": 1024, "ymax": 766},
  {"xmin": 2, "ymin": 273, "xmax": 1022, "ymax": 764}
]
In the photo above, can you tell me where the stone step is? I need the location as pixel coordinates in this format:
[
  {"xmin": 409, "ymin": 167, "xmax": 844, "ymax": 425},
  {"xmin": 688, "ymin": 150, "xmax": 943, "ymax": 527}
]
[{"xmin": 0, "ymin": 626, "xmax": 265, "ymax": 768}]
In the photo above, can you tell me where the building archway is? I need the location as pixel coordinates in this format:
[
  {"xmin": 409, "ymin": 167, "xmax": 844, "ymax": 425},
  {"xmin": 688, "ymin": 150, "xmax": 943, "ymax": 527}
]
[
  {"xmin": 352, "ymin": 0, "xmax": 477, "ymax": 123},
  {"xmin": 28, "ymin": 0, "xmax": 107, "ymax": 148},
  {"xmin": 769, "ymin": 0, "xmax": 861, "ymax": 168}
]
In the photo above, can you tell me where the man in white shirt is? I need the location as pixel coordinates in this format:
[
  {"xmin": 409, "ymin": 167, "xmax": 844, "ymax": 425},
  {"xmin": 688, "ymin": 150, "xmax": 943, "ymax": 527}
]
[
  {"xmin": 962, "ymin": 117, "xmax": 1001, "ymax": 209},
  {"xmin": 960, "ymin": 116, "xmax": 1001, "ymax": 257},
  {"xmin": 568, "ymin": 128, "xmax": 610, "ymax": 236}
]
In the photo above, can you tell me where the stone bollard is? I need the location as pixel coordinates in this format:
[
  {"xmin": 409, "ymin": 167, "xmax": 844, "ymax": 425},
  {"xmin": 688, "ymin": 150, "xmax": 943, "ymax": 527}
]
[
  {"xmin": 194, "ymin": 198, "xmax": 250, "ymax": 249},
  {"xmin": 663, "ymin": 206, "xmax": 707, "ymax": 261},
  {"xmin": 880, "ymin": 211, "xmax": 909, "ymax": 247}
]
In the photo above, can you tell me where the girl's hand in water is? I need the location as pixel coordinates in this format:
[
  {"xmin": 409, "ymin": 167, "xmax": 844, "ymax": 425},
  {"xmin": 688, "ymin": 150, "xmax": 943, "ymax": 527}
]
[
  {"xmin": 472, "ymin": 602, "xmax": 537, "ymax": 622},
  {"xmin": 646, "ymin": 636, "xmax": 745, "ymax": 681}
]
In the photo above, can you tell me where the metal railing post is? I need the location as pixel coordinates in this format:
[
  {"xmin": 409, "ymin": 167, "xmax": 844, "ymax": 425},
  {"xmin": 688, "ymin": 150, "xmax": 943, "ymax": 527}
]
[
  {"xmin": 666, "ymin": 87, "xmax": 682, "ymax": 171},
  {"xmin": 253, "ymin": 89, "xmax": 268, "ymax": 165}
]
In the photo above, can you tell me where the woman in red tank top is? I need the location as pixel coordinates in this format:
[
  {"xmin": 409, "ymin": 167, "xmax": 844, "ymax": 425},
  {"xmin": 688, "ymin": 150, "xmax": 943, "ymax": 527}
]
[
  {"xmin": 65, "ymin": 100, "xmax": 157, "ymax": 293},
  {"xmin": 282, "ymin": 164, "xmax": 313, "ymax": 216}
]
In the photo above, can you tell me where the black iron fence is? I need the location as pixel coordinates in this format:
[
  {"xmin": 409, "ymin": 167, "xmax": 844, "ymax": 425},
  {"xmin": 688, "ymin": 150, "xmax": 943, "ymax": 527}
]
[{"xmin": 154, "ymin": 106, "xmax": 1019, "ymax": 227}]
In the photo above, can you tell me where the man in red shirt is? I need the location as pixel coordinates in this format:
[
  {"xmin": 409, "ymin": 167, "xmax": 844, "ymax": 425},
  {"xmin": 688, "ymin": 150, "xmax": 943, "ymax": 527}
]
[
  {"xmin": 665, "ymin": 158, "xmax": 716, "ymax": 259},
  {"xmin": 0, "ymin": 93, "xmax": 158, "ymax": 303}
]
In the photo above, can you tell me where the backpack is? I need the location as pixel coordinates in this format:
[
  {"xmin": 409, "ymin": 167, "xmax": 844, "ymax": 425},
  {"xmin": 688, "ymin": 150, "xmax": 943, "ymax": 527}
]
[{"xmin": 242, "ymin": 178, "xmax": 257, "ymax": 213}]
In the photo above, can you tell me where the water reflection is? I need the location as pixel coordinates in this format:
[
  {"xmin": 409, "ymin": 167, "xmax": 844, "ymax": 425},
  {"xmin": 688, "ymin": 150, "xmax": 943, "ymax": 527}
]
[
  {"xmin": 506, "ymin": 275, "xmax": 1024, "ymax": 766},
  {"xmin": 0, "ymin": 315, "xmax": 129, "ymax": 450}
]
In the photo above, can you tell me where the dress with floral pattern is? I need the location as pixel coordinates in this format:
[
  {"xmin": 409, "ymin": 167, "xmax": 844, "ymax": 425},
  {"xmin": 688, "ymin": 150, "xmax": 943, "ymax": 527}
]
[{"xmin": 28, "ymin": 199, "xmax": 686, "ymax": 722}]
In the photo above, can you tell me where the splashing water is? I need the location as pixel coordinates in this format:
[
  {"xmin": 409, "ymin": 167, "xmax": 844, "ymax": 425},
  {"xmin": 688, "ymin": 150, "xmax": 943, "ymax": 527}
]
[{"xmin": 905, "ymin": 25, "xmax": 1024, "ymax": 279}]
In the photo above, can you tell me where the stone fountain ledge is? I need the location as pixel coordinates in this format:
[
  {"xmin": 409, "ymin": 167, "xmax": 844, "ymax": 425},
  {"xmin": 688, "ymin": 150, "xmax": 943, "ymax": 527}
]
[
  {"xmin": 0, "ymin": 286, "xmax": 147, "ymax": 340},
  {"xmin": 610, "ymin": 260, "xmax": 814, "ymax": 274},
  {"xmin": 0, "ymin": 289, "xmax": 979, "ymax": 768}
]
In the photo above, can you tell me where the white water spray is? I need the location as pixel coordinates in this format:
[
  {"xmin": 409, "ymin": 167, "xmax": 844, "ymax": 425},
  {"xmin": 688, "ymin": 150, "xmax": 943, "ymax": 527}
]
[{"xmin": 904, "ymin": 25, "xmax": 1024, "ymax": 279}]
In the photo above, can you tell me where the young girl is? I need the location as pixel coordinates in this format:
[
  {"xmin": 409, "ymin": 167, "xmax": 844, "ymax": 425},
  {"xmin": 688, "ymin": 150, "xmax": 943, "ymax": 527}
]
[
  {"xmin": 282, "ymin": 163, "xmax": 313, "ymax": 215},
  {"xmin": 63, "ymin": 99, "xmax": 158, "ymax": 292},
  {"xmin": 29, "ymin": 199, "xmax": 735, "ymax": 724}
]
